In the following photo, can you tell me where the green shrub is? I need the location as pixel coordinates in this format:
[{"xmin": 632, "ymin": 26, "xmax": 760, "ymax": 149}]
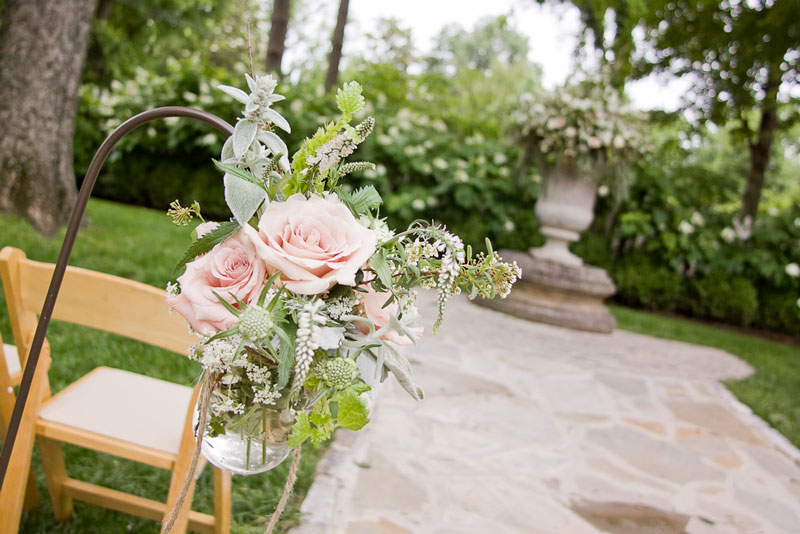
[
  {"xmin": 687, "ymin": 274, "xmax": 759, "ymax": 326},
  {"xmin": 612, "ymin": 255, "xmax": 686, "ymax": 312}
]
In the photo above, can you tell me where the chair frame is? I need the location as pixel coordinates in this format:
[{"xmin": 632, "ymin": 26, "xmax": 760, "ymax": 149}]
[{"xmin": 0, "ymin": 247, "xmax": 231, "ymax": 534}]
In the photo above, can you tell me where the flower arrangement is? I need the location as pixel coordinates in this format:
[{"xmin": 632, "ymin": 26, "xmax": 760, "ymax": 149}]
[
  {"xmin": 513, "ymin": 77, "xmax": 647, "ymax": 176},
  {"xmin": 162, "ymin": 73, "xmax": 520, "ymax": 531}
]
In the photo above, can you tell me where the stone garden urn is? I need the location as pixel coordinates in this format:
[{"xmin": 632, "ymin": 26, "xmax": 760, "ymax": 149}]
[
  {"xmin": 532, "ymin": 165, "xmax": 599, "ymax": 267},
  {"xmin": 477, "ymin": 164, "xmax": 617, "ymax": 333}
]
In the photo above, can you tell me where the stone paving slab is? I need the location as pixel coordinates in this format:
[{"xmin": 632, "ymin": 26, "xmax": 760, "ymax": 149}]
[{"xmin": 291, "ymin": 292, "xmax": 800, "ymax": 534}]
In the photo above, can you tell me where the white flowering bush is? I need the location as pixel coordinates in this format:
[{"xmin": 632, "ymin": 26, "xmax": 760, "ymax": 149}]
[{"xmin": 596, "ymin": 140, "xmax": 800, "ymax": 334}]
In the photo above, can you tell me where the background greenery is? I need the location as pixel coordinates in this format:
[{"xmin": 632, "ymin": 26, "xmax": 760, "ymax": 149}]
[{"xmin": 72, "ymin": 9, "xmax": 800, "ymax": 335}]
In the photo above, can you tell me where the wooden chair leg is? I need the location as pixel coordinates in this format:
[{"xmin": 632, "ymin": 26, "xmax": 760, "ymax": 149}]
[
  {"xmin": 163, "ymin": 383, "xmax": 203, "ymax": 534},
  {"xmin": 37, "ymin": 435, "xmax": 74, "ymax": 520},
  {"xmin": 0, "ymin": 355, "xmax": 50, "ymax": 534},
  {"xmin": 23, "ymin": 470, "xmax": 40, "ymax": 511},
  {"xmin": 213, "ymin": 467, "xmax": 231, "ymax": 534},
  {"xmin": 163, "ymin": 461, "xmax": 198, "ymax": 534}
]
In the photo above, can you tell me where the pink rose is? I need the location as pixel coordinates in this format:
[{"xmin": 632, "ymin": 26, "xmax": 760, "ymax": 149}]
[
  {"xmin": 167, "ymin": 227, "xmax": 267, "ymax": 335},
  {"xmin": 248, "ymin": 193, "xmax": 377, "ymax": 295},
  {"xmin": 357, "ymin": 287, "xmax": 423, "ymax": 346}
]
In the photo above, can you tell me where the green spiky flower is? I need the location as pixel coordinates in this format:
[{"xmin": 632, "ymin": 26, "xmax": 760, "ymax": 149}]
[
  {"xmin": 321, "ymin": 358, "xmax": 358, "ymax": 389},
  {"xmin": 238, "ymin": 305, "xmax": 274, "ymax": 340},
  {"xmin": 355, "ymin": 117, "xmax": 375, "ymax": 141},
  {"xmin": 336, "ymin": 81, "xmax": 365, "ymax": 118}
]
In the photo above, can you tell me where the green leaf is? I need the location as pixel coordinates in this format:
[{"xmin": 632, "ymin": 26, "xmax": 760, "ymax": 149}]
[
  {"xmin": 205, "ymin": 327, "xmax": 239, "ymax": 343},
  {"xmin": 232, "ymin": 119, "xmax": 257, "ymax": 157},
  {"xmin": 173, "ymin": 221, "xmax": 239, "ymax": 274},
  {"xmin": 336, "ymin": 81, "xmax": 365, "ymax": 118},
  {"xmin": 258, "ymin": 271, "xmax": 282, "ymax": 306},
  {"xmin": 288, "ymin": 412, "xmax": 311, "ymax": 448},
  {"xmin": 212, "ymin": 290, "xmax": 242, "ymax": 317},
  {"xmin": 333, "ymin": 388, "xmax": 370, "ymax": 431},
  {"xmin": 368, "ymin": 250, "xmax": 393, "ymax": 288},
  {"xmin": 274, "ymin": 325, "xmax": 296, "ymax": 389},
  {"xmin": 223, "ymin": 173, "xmax": 267, "ymax": 226},
  {"xmin": 348, "ymin": 185, "xmax": 383, "ymax": 215},
  {"xmin": 213, "ymin": 160, "xmax": 266, "ymax": 190}
]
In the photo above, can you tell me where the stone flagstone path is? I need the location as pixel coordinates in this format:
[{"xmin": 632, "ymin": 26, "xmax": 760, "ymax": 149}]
[{"xmin": 290, "ymin": 292, "xmax": 800, "ymax": 534}]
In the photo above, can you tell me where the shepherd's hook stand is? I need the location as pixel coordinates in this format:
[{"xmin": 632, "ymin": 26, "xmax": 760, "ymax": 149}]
[{"xmin": 0, "ymin": 107, "xmax": 233, "ymax": 490}]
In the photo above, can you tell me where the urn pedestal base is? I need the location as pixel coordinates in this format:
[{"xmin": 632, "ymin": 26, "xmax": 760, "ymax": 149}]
[{"xmin": 476, "ymin": 249, "xmax": 617, "ymax": 333}]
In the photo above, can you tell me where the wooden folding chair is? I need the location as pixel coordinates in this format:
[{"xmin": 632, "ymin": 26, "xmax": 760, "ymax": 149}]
[{"xmin": 0, "ymin": 246, "xmax": 231, "ymax": 534}]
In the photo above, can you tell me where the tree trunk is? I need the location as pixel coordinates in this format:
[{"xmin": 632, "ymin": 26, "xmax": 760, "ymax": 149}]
[
  {"xmin": 741, "ymin": 65, "xmax": 779, "ymax": 220},
  {"xmin": 0, "ymin": 0, "xmax": 97, "ymax": 235},
  {"xmin": 266, "ymin": 0, "xmax": 290, "ymax": 75},
  {"xmin": 324, "ymin": 0, "xmax": 349, "ymax": 93},
  {"xmin": 86, "ymin": 0, "xmax": 115, "ymax": 83}
]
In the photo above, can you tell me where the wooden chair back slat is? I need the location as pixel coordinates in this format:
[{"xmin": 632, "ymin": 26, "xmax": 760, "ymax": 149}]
[{"xmin": 0, "ymin": 247, "xmax": 195, "ymax": 356}]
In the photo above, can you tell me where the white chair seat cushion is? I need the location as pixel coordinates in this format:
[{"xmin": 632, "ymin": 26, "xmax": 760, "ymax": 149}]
[
  {"xmin": 3, "ymin": 343, "xmax": 21, "ymax": 376},
  {"xmin": 39, "ymin": 367, "xmax": 193, "ymax": 455}
]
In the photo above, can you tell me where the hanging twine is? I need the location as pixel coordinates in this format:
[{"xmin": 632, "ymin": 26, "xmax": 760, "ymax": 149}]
[
  {"xmin": 161, "ymin": 371, "xmax": 217, "ymax": 534},
  {"xmin": 161, "ymin": 370, "xmax": 303, "ymax": 534},
  {"xmin": 265, "ymin": 446, "xmax": 303, "ymax": 534}
]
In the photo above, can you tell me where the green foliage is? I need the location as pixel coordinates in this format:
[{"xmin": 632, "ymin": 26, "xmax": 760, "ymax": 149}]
[
  {"xmin": 688, "ymin": 275, "xmax": 759, "ymax": 327},
  {"xmin": 173, "ymin": 220, "xmax": 239, "ymax": 274},
  {"xmin": 335, "ymin": 81, "xmax": 366, "ymax": 119},
  {"xmin": 601, "ymin": 121, "xmax": 800, "ymax": 334},
  {"xmin": 636, "ymin": 0, "xmax": 799, "ymax": 128}
]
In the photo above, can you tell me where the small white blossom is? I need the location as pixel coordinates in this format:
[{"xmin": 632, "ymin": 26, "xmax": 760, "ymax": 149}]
[
  {"xmin": 597, "ymin": 185, "xmax": 610, "ymax": 197},
  {"xmin": 786, "ymin": 263, "xmax": 800, "ymax": 278},
  {"xmin": 412, "ymin": 199, "xmax": 426, "ymax": 210},
  {"xmin": 720, "ymin": 227, "xmax": 737, "ymax": 243},
  {"xmin": 325, "ymin": 296, "xmax": 357, "ymax": 321},
  {"xmin": 691, "ymin": 212, "xmax": 705, "ymax": 226},
  {"xmin": 253, "ymin": 385, "xmax": 281, "ymax": 406},
  {"xmin": 678, "ymin": 221, "xmax": 694, "ymax": 235},
  {"xmin": 733, "ymin": 215, "xmax": 753, "ymax": 240},
  {"xmin": 432, "ymin": 158, "xmax": 448, "ymax": 170},
  {"xmin": 166, "ymin": 282, "xmax": 179, "ymax": 298},
  {"xmin": 292, "ymin": 300, "xmax": 325, "ymax": 389}
]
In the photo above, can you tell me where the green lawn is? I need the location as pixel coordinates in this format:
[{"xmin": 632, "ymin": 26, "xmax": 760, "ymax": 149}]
[
  {"xmin": 0, "ymin": 200, "xmax": 323, "ymax": 534},
  {"xmin": 612, "ymin": 305, "xmax": 800, "ymax": 447}
]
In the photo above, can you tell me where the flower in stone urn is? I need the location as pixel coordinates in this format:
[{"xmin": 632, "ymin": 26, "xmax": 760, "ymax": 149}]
[{"xmin": 512, "ymin": 74, "xmax": 648, "ymax": 266}]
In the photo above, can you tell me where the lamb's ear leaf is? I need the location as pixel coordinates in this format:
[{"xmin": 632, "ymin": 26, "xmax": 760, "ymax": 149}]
[
  {"xmin": 173, "ymin": 221, "xmax": 239, "ymax": 274},
  {"xmin": 224, "ymin": 173, "xmax": 267, "ymax": 226},
  {"xmin": 232, "ymin": 119, "xmax": 257, "ymax": 157},
  {"xmin": 381, "ymin": 346, "xmax": 423, "ymax": 401}
]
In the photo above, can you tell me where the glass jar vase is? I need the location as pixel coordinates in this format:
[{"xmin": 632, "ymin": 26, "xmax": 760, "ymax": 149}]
[{"xmin": 196, "ymin": 394, "xmax": 294, "ymax": 475}]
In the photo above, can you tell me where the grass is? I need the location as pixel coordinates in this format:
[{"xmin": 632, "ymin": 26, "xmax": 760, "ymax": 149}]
[
  {"xmin": 612, "ymin": 305, "xmax": 800, "ymax": 448},
  {"xmin": 0, "ymin": 200, "xmax": 323, "ymax": 534}
]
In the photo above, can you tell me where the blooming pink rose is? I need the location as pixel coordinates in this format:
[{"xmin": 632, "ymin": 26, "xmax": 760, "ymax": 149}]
[
  {"xmin": 167, "ymin": 227, "xmax": 267, "ymax": 335},
  {"xmin": 248, "ymin": 193, "xmax": 377, "ymax": 295},
  {"xmin": 357, "ymin": 287, "xmax": 423, "ymax": 346}
]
